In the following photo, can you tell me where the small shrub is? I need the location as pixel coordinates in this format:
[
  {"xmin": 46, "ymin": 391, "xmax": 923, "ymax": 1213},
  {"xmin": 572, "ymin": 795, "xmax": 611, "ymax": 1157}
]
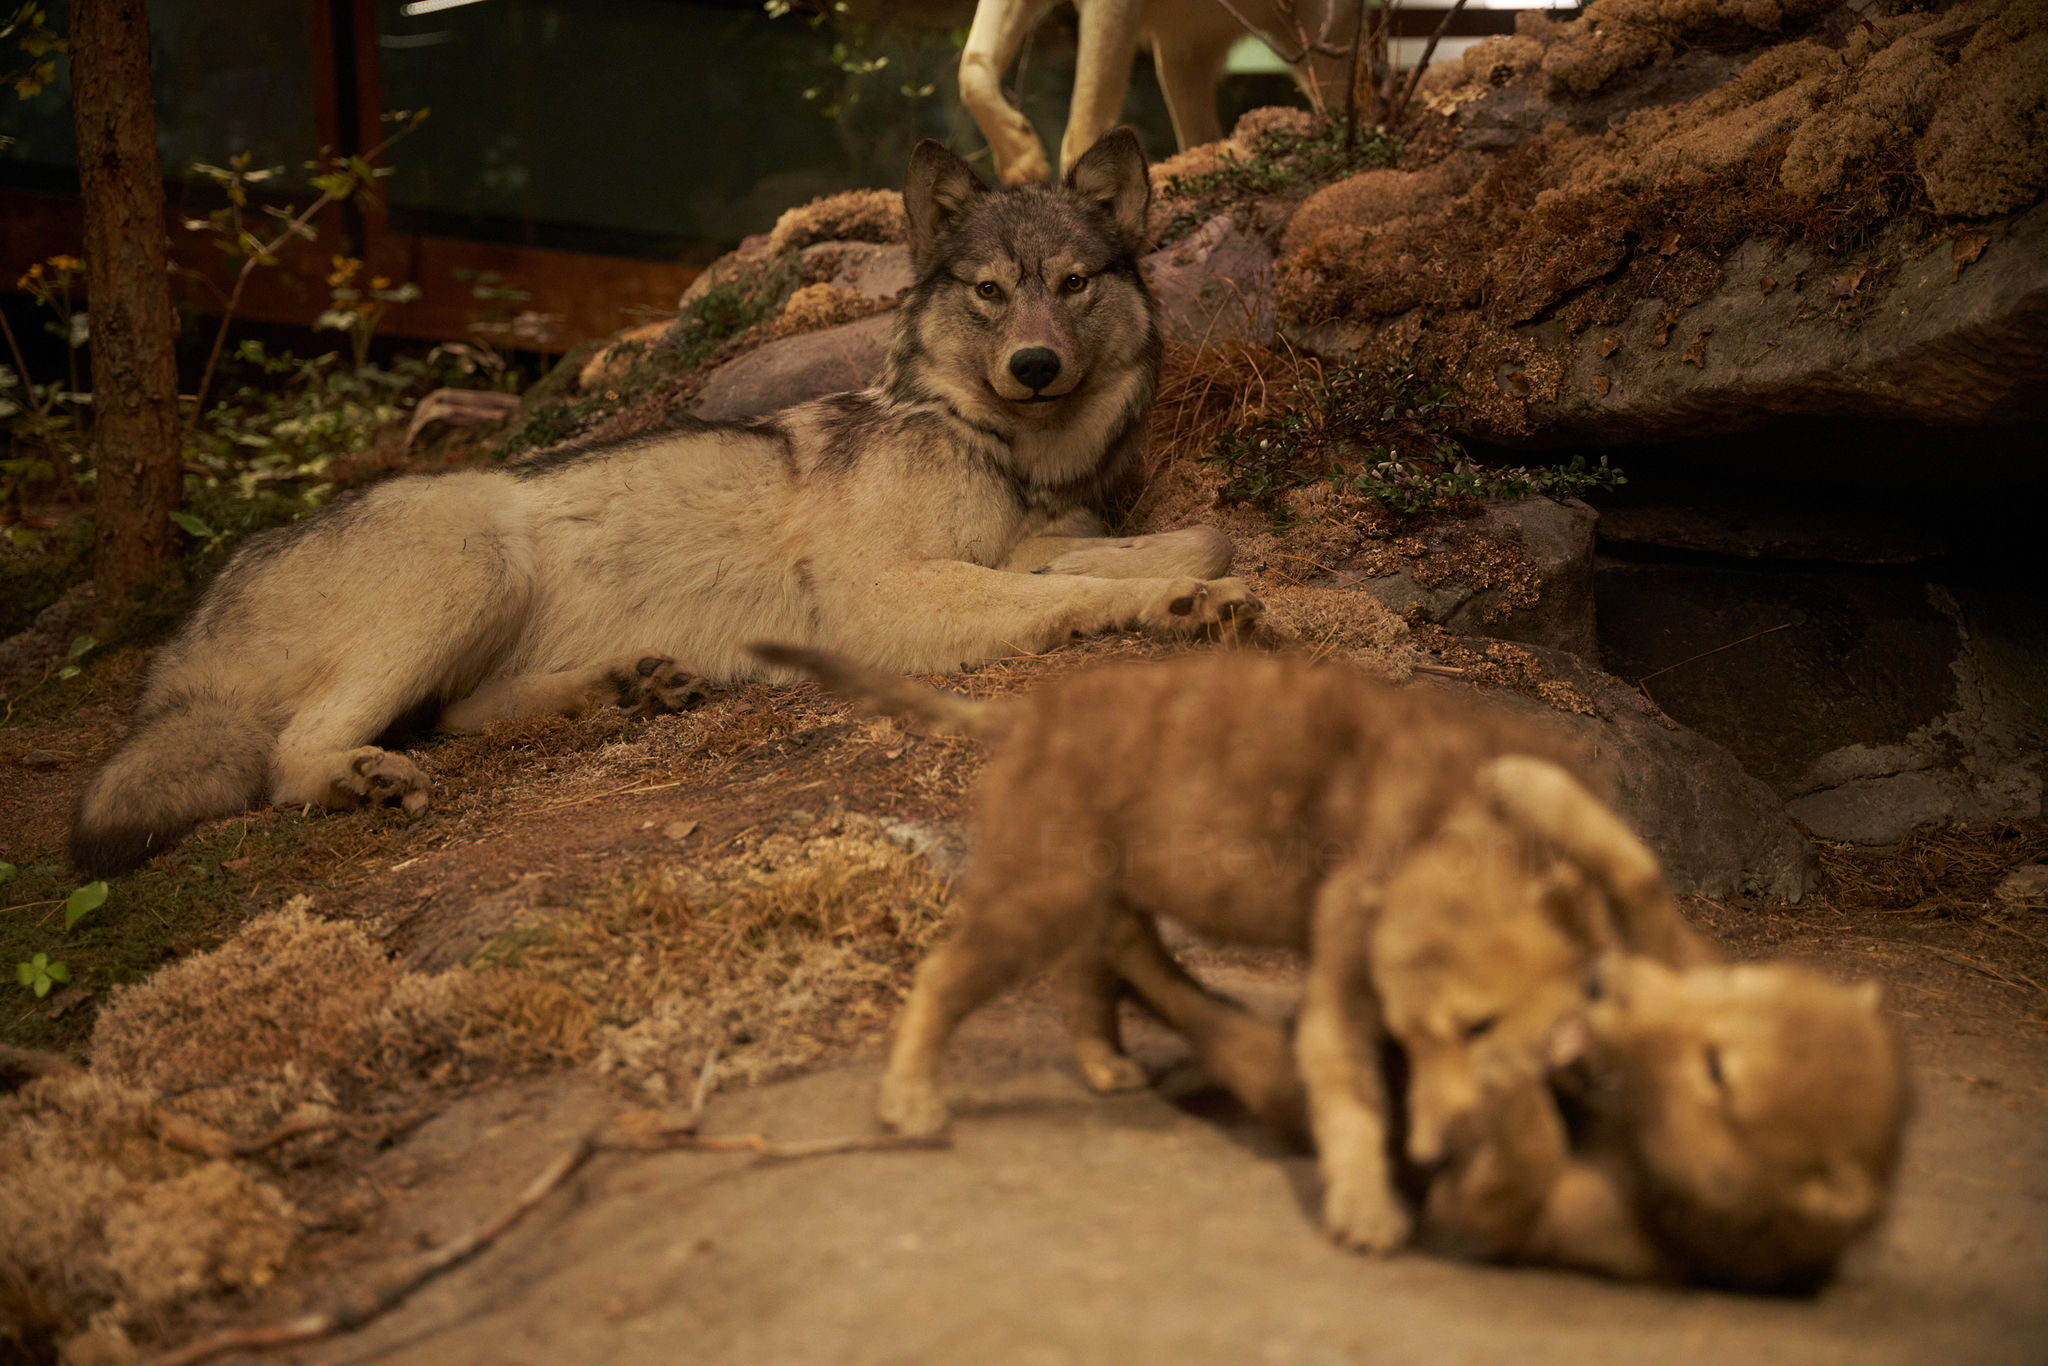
[{"xmin": 1206, "ymin": 356, "xmax": 1624, "ymax": 524}]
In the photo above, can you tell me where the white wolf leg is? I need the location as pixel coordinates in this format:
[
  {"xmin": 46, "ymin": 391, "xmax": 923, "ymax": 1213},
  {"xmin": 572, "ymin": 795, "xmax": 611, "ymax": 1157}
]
[
  {"xmin": 1149, "ymin": 23, "xmax": 1233, "ymax": 155},
  {"xmin": 821, "ymin": 557, "xmax": 1261, "ymax": 672},
  {"xmin": 439, "ymin": 654, "xmax": 709, "ymax": 733},
  {"xmin": 1058, "ymin": 0, "xmax": 1144, "ymax": 178},
  {"xmin": 1000, "ymin": 525, "xmax": 1234, "ymax": 580},
  {"xmin": 960, "ymin": 0, "xmax": 1059, "ymax": 184}
]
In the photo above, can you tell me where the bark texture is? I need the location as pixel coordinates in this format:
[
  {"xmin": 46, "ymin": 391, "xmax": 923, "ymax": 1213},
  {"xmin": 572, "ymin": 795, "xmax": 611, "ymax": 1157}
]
[{"xmin": 71, "ymin": 0, "xmax": 181, "ymax": 607}]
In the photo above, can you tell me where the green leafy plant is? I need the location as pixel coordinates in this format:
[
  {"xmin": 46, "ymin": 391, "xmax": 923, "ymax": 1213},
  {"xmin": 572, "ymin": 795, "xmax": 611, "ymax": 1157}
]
[
  {"xmin": 0, "ymin": 2, "xmax": 62, "ymax": 102},
  {"xmin": 1207, "ymin": 357, "xmax": 1624, "ymax": 525},
  {"xmin": 17, "ymin": 950, "xmax": 67, "ymax": 997},
  {"xmin": 315, "ymin": 255, "xmax": 423, "ymax": 371},
  {"xmin": 62, "ymin": 880, "xmax": 107, "ymax": 930},
  {"xmin": 180, "ymin": 107, "xmax": 430, "ymax": 426},
  {"xmin": 54, "ymin": 632, "xmax": 94, "ymax": 680},
  {"xmin": 762, "ymin": 0, "xmax": 945, "ymax": 119}
]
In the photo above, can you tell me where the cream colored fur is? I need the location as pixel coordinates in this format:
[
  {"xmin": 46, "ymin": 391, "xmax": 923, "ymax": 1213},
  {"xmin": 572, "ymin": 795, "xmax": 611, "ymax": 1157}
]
[{"xmin": 960, "ymin": 0, "xmax": 1358, "ymax": 184}]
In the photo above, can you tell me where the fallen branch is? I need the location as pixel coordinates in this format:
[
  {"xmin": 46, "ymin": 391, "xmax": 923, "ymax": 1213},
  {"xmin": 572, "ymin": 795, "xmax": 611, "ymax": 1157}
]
[{"xmin": 145, "ymin": 1082, "xmax": 946, "ymax": 1366}]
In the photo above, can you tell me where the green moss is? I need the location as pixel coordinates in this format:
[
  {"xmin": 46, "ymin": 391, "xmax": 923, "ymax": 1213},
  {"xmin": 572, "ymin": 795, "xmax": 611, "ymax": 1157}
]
[
  {"xmin": 492, "ymin": 255, "xmax": 801, "ymax": 461},
  {"xmin": 0, "ymin": 513, "xmax": 93, "ymax": 638},
  {"xmin": 0, "ymin": 822, "xmax": 303, "ymax": 1056},
  {"xmin": 1160, "ymin": 119, "xmax": 1402, "ymax": 246}
]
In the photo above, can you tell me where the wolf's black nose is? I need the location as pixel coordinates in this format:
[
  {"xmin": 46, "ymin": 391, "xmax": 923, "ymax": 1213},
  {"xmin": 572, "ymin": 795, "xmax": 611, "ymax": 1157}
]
[{"xmin": 1009, "ymin": 347, "xmax": 1062, "ymax": 392}]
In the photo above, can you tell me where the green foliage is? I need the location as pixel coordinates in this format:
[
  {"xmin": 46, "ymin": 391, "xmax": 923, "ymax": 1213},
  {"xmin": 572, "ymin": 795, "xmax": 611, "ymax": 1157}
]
[
  {"xmin": 1159, "ymin": 119, "xmax": 1403, "ymax": 246},
  {"xmin": 315, "ymin": 255, "xmax": 424, "ymax": 371},
  {"xmin": 493, "ymin": 256, "xmax": 797, "ymax": 461},
  {"xmin": 763, "ymin": 0, "xmax": 949, "ymax": 119},
  {"xmin": 61, "ymin": 880, "xmax": 106, "ymax": 930},
  {"xmin": 16, "ymin": 951, "xmax": 66, "ymax": 997},
  {"xmin": 0, "ymin": 825, "xmax": 284, "ymax": 1049},
  {"xmin": 53, "ymin": 632, "xmax": 92, "ymax": 681},
  {"xmin": 1208, "ymin": 357, "xmax": 1625, "ymax": 525},
  {"xmin": 0, "ymin": 2, "xmax": 62, "ymax": 103}
]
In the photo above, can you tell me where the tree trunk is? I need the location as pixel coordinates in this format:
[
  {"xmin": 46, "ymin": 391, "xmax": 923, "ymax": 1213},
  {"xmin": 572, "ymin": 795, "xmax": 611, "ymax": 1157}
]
[{"xmin": 70, "ymin": 0, "xmax": 181, "ymax": 611}]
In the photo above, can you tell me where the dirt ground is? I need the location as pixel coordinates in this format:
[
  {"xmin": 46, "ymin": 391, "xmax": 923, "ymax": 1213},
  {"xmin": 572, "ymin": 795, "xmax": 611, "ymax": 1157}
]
[
  {"xmin": 253, "ymin": 958, "xmax": 2047, "ymax": 1366},
  {"xmin": 4, "ymin": 622, "xmax": 2046, "ymax": 1364}
]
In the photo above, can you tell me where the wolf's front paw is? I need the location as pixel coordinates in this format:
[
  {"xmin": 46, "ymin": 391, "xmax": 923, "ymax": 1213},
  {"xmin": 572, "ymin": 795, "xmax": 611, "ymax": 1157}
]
[
  {"xmin": 877, "ymin": 1072, "xmax": 951, "ymax": 1138},
  {"xmin": 1321, "ymin": 1167, "xmax": 1413, "ymax": 1254},
  {"xmin": 1142, "ymin": 578, "xmax": 1263, "ymax": 640},
  {"xmin": 1075, "ymin": 1039, "xmax": 1149, "ymax": 1093},
  {"xmin": 608, "ymin": 654, "xmax": 709, "ymax": 717},
  {"xmin": 332, "ymin": 747, "xmax": 431, "ymax": 817}
]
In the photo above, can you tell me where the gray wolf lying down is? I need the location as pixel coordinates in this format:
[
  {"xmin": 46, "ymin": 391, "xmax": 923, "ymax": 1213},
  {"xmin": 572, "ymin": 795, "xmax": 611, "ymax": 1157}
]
[
  {"xmin": 72, "ymin": 127, "xmax": 1260, "ymax": 877},
  {"xmin": 754, "ymin": 643, "xmax": 1685, "ymax": 1253}
]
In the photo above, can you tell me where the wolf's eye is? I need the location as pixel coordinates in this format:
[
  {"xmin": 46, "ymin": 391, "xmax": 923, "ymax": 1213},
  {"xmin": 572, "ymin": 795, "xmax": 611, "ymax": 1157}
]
[
  {"xmin": 1461, "ymin": 1013, "xmax": 1501, "ymax": 1042},
  {"xmin": 975, "ymin": 280, "xmax": 1000, "ymax": 300},
  {"xmin": 1063, "ymin": 273, "xmax": 1087, "ymax": 293},
  {"xmin": 1704, "ymin": 1045, "xmax": 1726, "ymax": 1088}
]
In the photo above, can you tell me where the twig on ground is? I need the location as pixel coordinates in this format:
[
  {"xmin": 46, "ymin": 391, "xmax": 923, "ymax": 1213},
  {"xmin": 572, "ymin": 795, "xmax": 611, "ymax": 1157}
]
[
  {"xmin": 1636, "ymin": 622, "xmax": 1793, "ymax": 706},
  {"xmin": 1924, "ymin": 945, "xmax": 2044, "ymax": 996},
  {"xmin": 144, "ymin": 1107, "xmax": 947, "ymax": 1366}
]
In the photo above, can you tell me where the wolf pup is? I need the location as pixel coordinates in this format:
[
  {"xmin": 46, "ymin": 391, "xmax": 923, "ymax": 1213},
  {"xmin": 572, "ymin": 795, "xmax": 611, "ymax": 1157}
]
[
  {"xmin": 72, "ymin": 128, "xmax": 1258, "ymax": 877},
  {"xmin": 752, "ymin": 642, "xmax": 1633, "ymax": 1255}
]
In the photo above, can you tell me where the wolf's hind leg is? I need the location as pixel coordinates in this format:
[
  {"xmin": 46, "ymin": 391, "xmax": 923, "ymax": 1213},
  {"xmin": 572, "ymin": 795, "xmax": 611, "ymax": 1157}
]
[
  {"xmin": 879, "ymin": 877, "xmax": 1103, "ymax": 1136},
  {"xmin": 440, "ymin": 654, "xmax": 708, "ymax": 733},
  {"xmin": 1058, "ymin": 945, "xmax": 1146, "ymax": 1093}
]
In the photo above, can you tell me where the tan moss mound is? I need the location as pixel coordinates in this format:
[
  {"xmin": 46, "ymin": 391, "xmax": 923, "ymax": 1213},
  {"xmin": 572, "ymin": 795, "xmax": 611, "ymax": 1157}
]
[
  {"xmin": 1279, "ymin": 0, "xmax": 2047, "ymax": 435},
  {"xmin": 90, "ymin": 902, "xmax": 397, "ymax": 1132},
  {"xmin": 766, "ymin": 188, "xmax": 906, "ymax": 255},
  {"xmin": 0, "ymin": 1073, "xmax": 299, "ymax": 1346},
  {"xmin": 1533, "ymin": 0, "xmax": 1838, "ymax": 99}
]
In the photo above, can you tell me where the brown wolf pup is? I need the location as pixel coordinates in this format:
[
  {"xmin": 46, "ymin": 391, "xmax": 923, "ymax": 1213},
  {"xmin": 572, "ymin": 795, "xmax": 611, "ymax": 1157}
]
[
  {"xmin": 753, "ymin": 642, "xmax": 1647, "ymax": 1254},
  {"xmin": 1113, "ymin": 811, "xmax": 1907, "ymax": 1290},
  {"xmin": 72, "ymin": 128, "xmax": 1259, "ymax": 877}
]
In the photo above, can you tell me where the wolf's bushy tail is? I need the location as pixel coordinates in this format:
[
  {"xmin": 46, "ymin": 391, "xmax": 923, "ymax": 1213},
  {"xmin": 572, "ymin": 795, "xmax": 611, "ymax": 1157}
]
[
  {"xmin": 71, "ymin": 689, "xmax": 276, "ymax": 877},
  {"xmin": 748, "ymin": 643, "xmax": 998, "ymax": 738}
]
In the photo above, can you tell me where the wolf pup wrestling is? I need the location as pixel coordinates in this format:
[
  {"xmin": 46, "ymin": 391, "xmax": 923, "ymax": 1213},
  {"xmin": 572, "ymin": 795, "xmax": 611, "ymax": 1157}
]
[{"xmin": 72, "ymin": 128, "xmax": 1256, "ymax": 877}]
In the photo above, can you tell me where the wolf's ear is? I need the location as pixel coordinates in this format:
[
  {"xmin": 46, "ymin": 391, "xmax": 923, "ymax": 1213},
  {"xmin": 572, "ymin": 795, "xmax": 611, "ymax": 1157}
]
[
  {"xmin": 1066, "ymin": 126, "xmax": 1150, "ymax": 252},
  {"xmin": 904, "ymin": 139, "xmax": 987, "ymax": 267}
]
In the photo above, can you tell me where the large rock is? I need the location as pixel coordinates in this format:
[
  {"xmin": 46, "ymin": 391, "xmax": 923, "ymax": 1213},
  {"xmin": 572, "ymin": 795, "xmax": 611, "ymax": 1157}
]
[
  {"xmin": 1319, "ymin": 498, "xmax": 1599, "ymax": 661},
  {"xmin": 1140, "ymin": 215, "xmax": 1276, "ymax": 349},
  {"xmin": 801, "ymin": 241, "xmax": 913, "ymax": 304},
  {"xmin": 1513, "ymin": 199, "xmax": 2048, "ymax": 445},
  {"xmin": 1597, "ymin": 559, "xmax": 2047, "ymax": 846},
  {"xmin": 1433, "ymin": 643, "xmax": 1817, "ymax": 901},
  {"xmin": 691, "ymin": 312, "xmax": 894, "ymax": 423}
]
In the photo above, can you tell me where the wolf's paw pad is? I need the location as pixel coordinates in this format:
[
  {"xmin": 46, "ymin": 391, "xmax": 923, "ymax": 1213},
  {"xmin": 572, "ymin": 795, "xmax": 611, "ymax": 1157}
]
[
  {"xmin": 1321, "ymin": 1173, "xmax": 1413, "ymax": 1255},
  {"xmin": 1079, "ymin": 1050, "xmax": 1149, "ymax": 1094},
  {"xmin": 1150, "ymin": 578, "xmax": 1263, "ymax": 640},
  {"xmin": 877, "ymin": 1077, "xmax": 951, "ymax": 1138},
  {"xmin": 336, "ymin": 748, "xmax": 431, "ymax": 816},
  {"xmin": 609, "ymin": 654, "xmax": 710, "ymax": 717}
]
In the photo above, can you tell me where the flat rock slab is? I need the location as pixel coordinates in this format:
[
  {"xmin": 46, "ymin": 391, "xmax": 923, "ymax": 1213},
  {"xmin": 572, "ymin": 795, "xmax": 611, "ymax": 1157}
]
[
  {"xmin": 1519, "ymin": 199, "xmax": 2048, "ymax": 444},
  {"xmin": 692, "ymin": 312, "xmax": 895, "ymax": 423},
  {"xmin": 276, "ymin": 962, "xmax": 2048, "ymax": 1366}
]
